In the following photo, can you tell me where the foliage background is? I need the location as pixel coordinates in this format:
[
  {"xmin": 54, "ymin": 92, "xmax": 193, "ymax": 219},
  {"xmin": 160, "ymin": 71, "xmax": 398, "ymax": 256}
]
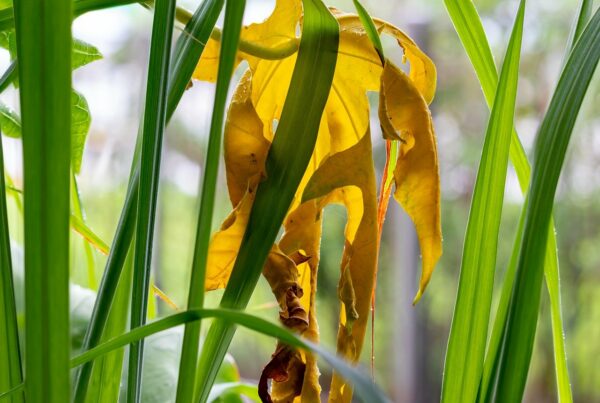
[{"xmin": 1, "ymin": 0, "xmax": 599, "ymax": 401}]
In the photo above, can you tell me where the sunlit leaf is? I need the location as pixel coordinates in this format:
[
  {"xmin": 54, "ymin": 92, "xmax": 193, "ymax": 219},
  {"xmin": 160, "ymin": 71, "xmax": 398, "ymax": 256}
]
[
  {"xmin": 0, "ymin": 102, "xmax": 20, "ymax": 138},
  {"xmin": 194, "ymin": 0, "xmax": 440, "ymax": 400}
]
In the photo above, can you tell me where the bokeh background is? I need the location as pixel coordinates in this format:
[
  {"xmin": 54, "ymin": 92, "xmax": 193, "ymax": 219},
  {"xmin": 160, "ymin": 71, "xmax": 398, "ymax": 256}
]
[{"xmin": 2, "ymin": 0, "xmax": 599, "ymax": 401}]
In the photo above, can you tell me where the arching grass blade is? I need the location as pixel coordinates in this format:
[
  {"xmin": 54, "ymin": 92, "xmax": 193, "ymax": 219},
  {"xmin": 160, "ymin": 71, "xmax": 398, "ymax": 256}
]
[{"xmin": 70, "ymin": 309, "xmax": 390, "ymax": 403}]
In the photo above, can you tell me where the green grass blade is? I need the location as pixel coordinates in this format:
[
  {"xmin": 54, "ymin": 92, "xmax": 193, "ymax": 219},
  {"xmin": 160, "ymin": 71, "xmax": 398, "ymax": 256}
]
[
  {"xmin": 194, "ymin": 1, "xmax": 339, "ymax": 401},
  {"xmin": 74, "ymin": 1, "xmax": 224, "ymax": 398},
  {"xmin": 13, "ymin": 0, "xmax": 72, "ymax": 400},
  {"xmin": 351, "ymin": 0, "xmax": 384, "ymax": 63},
  {"xmin": 167, "ymin": 0, "xmax": 224, "ymax": 118},
  {"xmin": 0, "ymin": 61, "xmax": 16, "ymax": 93},
  {"xmin": 86, "ymin": 248, "xmax": 133, "ymax": 402},
  {"xmin": 480, "ymin": 3, "xmax": 594, "ymax": 400},
  {"xmin": 0, "ymin": 111, "xmax": 23, "ymax": 402},
  {"xmin": 567, "ymin": 0, "xmax": 593, "ymax": 51},
  {"xmin": 126, "ymin": 0, "xmax": 176, "ymax": 400},
  {"xmin": 70, "ymin": 309, "xmax": 389, "ymax": 403},
  {"xmin": 494, "ymin": 10, "xmax": 600, "ymax": 401},
  {"xmin": 441, "ymin": 2, "xmax": 525, "ymax": 402},
  {"xmin": 443, "ymin": 0, "xmax": 573, "ymax": 399},
  {"xmin": 0, "ymin": 384, "xmax": 24, "ymax": 402},
  {"xmin": 175, "ymin": 1, "xmax": 241, "ymax": 401}
]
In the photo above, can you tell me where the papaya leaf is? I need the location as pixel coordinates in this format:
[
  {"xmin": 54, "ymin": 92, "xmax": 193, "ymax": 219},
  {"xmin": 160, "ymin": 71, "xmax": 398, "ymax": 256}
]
[
  {"xmin": 71, "ymin": 90, "xmax": 91, "ymax": 173},
  {"xmin": 194, "ymin": 0, "xmax": 440, "ymax": 401},
  {"xmin": 72, "ymin": 38, "xmax": 103, "ymax": 70},
  {"xmin": 0, "ymin": 102, "xmax": 20, "ymax": 138}
]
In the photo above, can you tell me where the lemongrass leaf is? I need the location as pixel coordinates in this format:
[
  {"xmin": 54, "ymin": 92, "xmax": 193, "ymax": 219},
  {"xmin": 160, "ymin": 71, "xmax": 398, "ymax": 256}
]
[
  {"xmin": 74, "ymin": 1, "xmax": 225, "ymax": 397},
  {"xmin": 494, "ymin": 10, "xmax": 600, "ymax": 401},
  {"xmin": 127, "ymin": 0, "xmax": 176, "ymax": 400},
  {"xmin": 443, "ymin": 0, "xmax": 573, "ymax": 399},
  {"xmin": 0, "ymin": 104, "xmax": 22, "ymax": 401},
  {"xmin": 441, "ymin": 2, "xmax": 525, "ymax": 401},
  {"xmin": 175, "ymin": 0, "xmax": 239, "ymax": 401},
  {"xmin": 70, "ymin": 309, "xmax": 389, "ymax": 403},
  {"xmin": 13, "ymin": 0, "xmax": 72, "ymax": 400}
]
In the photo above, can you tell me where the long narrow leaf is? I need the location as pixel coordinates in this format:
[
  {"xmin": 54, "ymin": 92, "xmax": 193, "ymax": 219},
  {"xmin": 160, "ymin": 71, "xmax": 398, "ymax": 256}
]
[
  {"xmin": 70, "ymin": 308, "xmax": 389, "ymax": 403},
  {"xmin": 441, "ymin": 2, "xmax": 525, "ymax": 401},
  {"xmin": 0, "ymin": 116, "xmax": 23, "ymax": 401},
  {"xmin": 480, "ymin": 3, "xmax": 594, "ymax": 400},
  {"xmin": 443, "ymin": 0, "xmax": 573, "ymax": 399},
  {"xmin": 74, "ymin": 1, "xmax": 225, "ymax": 398},
  {"xmin": 175, "ymin": 0, "xmax": 242, "ymax": 401},
  {"xmin": 494, "ymin": 10, "xmax": 600, "ymax": 401},
  {"xmin": 127, "ymin": 0, "xmax": 176, "ymax": 400},
  {"xmin": 13, "ymin": 0, "xmax": 72, "ymax": 400},
  {"xmin": 86, "ymin": 248, "xmax": 134, "ymax": 402},
  {"xmin": 194, "ymin": 1, "xmax": 339, "ymax": 401}
]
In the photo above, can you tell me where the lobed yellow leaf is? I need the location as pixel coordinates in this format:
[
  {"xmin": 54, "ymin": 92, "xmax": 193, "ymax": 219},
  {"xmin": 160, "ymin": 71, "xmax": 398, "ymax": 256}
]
[{"xmin": 194, "ymin": 0, "xmax": 441, "ymax": 401}]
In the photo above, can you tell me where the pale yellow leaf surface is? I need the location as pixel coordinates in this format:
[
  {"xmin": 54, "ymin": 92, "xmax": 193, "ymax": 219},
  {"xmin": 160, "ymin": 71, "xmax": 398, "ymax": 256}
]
[{"xmin": 379, "ymin": 62, "xmax": 442, "ymax": 303}]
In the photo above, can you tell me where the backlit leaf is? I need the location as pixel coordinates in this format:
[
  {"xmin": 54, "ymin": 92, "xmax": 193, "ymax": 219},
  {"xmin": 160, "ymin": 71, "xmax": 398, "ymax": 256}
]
[{"xmin": 194, "ymin": 1, "xmax": 440, "ymax": 400}]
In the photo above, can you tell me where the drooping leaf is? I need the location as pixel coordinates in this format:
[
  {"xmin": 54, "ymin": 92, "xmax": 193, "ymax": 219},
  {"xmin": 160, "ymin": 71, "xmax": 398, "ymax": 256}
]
[
  {"xmin": 194, "ymin": 1, "xmax": 439, "ymax": 400},
  {"xmin": 194, "ymin": 0, "xmax": 340, "ymax": 401}
]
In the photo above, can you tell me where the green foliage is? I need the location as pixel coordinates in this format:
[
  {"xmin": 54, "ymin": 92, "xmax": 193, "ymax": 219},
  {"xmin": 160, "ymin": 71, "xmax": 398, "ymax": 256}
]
[
  {"xmin": 1, "ymin": 0, "xmax": 598, "ymax": 402},
  {"xmin": 442, "ymin": 2, "xmax": 525, "ymax": 401},
  {"xmin": 13, "ymin": 0, "xmax": 72, "ymax": 401},
  {"xmin": 193, "ymin": 1, "xmax": 339, "ymax": 401}
]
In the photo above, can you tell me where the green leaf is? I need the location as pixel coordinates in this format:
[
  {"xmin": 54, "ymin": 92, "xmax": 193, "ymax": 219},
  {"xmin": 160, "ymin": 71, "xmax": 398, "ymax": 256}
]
[
  {"xmin": 71, "ymin": 90, "xmax": 92, "ymax": 173},
  {"xmin": 208, "ymin": 382, "xmax": 259, "ymax": 403},
  {"xmin": 70, "ymin": 309, "xmax": 389, "ymax": 403},
  {"xmin": 85, "ymin": 248, "xmax": 133, "ymax": 403},
  {"xmin": 494, "ymin": 9, "xmax": 600, "ymax": 401},
  {"xmin": 167, "ymin": 0, "xmax": 224, "ymax": 119},
  {"xmin": 0, "ymin": 62, "xmax": 16, "ymax": 94},
  {"xmin": 194, "ymin": 1, "xmax": 339, "ymax": 401},
  {"xmin": 351, "ymin": 0, "xmax": 384, "ymax": 64},
  {"xmin": 443, "ymin": 0, "xmax": 573, "ymax": 400},
  {"xmin": 0, "ymin": 103, "xmax": 21, "ymax": 138},
  {"xmin": 74, "ymin": 0, "xmax": 224, "ymax": 398},
  {"xmin": 72, "ymin": 38, "xmax": 103, "ymax": 70},
  {"xmin": 13, "ymin": 0, "xmax": 72, "ymax": 401},
  {"xmin": 0, "ymin": 102, "xmax": 23, "ymax": 401},
  {"xmin": 127, "ymin": 0, "xmax": 176, "ymax": 401},
  {"xmin": 441, "ymin": 2, "xmax": 525, "ymax": 402},
  {"xmin": 176, "ymin": 0, "xmax": 240, "ymax": 400}
]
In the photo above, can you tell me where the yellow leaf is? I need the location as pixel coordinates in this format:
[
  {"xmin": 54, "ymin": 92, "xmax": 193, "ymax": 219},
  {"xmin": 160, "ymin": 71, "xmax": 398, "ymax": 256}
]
[
  {"xmin": 195, "ymin": 1, "xmax": 440, "ymax": 401},
  {"xmin": 379, "ymin": 62, "xmax": 442, "ymax": 303}
]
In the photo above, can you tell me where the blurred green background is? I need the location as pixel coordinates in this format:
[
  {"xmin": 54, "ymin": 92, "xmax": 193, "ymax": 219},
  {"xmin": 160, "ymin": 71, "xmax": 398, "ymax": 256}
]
[{"xmin": 2, "ymin": 0, "xmax": 599, "ymax": 401}]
